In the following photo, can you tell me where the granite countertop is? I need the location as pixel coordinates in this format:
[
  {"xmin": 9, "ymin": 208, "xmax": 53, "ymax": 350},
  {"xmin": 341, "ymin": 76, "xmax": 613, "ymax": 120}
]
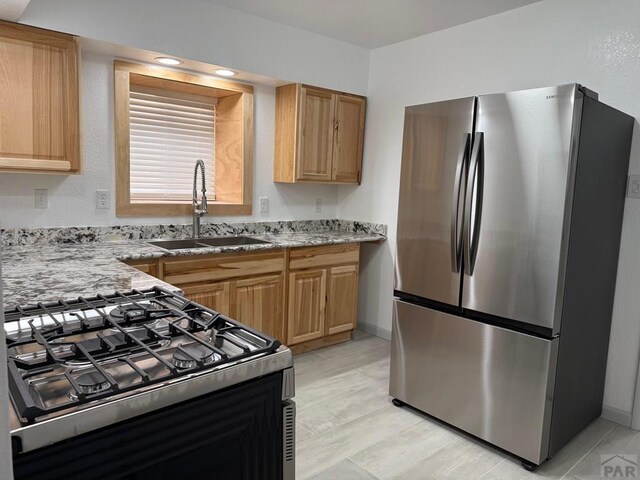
[{"xmin": 1, "ymin": 230, "xmax": 385, "ymax": 308}]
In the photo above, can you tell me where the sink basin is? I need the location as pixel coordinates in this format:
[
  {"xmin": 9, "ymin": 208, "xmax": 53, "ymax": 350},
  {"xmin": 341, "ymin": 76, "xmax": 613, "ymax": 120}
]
[
  {"xmin": 147, "ymin": 239, "xmax": 207, "ymax": 250},
  {"xmin": 148, "ymin": 236, "xmax": 269, "ymax": 250},
  {"xmin": 198, "ymin": 236, "xmax": 269, "ymax": 247}
]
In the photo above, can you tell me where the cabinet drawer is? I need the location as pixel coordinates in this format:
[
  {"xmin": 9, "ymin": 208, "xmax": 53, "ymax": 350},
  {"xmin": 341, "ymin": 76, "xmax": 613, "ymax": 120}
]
[
  {"xmin": 289, "ymin": 243, "xmax": 359, "ymax": 270},
  {"xmin": 164, "ymin": 250, "xmax": 285, "ymax": 285},
  {"xmin": 390, "ymin": 299, "xmax": 558, "ymax": 464}
]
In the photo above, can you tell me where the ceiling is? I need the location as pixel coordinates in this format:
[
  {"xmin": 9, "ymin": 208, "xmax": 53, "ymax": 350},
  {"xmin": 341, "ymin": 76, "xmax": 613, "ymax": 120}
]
[
  {"xmin": 206, "ymin": 0, "xmax": 542, "ymax": 49},
  {"xmin": 0, "ymin": 0, "xmax": 31, "ymax": 21}
]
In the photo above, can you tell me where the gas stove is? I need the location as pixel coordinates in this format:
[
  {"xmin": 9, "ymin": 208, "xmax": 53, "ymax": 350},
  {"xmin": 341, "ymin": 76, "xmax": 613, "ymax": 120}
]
[{"xmin": 6, "ymin": 287, "xmax": 295, "ymax": 480}]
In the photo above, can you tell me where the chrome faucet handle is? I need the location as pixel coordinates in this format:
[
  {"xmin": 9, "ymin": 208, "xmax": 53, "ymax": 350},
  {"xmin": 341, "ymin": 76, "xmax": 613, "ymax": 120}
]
[
  {"xmin": 200, "ymin": 192, "xmax": 208, "ymax": 214},
  {"xmin": 192, "ymin": 159, "xmax": 208, "ymax": 238},
  {"xmin": 192, "ymin": 159, "xmax": 208, "ymax": 214}
]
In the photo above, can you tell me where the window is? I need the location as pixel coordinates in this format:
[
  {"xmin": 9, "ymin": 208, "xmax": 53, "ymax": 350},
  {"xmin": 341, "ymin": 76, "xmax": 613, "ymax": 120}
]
[
  {"xmin": 129, "ymin": 85, "xmax": 216, "ymax": 203},
  {"xmin": 114, "ymin": 61, "xmax": 253, "ymax": 216}
]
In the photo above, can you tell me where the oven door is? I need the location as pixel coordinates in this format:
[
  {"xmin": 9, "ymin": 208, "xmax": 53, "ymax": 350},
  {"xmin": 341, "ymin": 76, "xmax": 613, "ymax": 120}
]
[{"xmin": 13, "ymin": 373, "xmax": 287, "ymax": 480}]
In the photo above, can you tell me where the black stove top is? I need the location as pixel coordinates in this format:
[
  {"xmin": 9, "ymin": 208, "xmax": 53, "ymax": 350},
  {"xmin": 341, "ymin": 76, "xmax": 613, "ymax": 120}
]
[{"xmin": 4, "ymin": 287, "xmax": 281, "ymax": 423}]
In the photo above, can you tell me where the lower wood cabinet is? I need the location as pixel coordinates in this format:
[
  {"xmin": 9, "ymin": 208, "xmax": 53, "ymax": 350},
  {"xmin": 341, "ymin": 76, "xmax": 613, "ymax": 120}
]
[
  {"xmin": 326, "ymin": 265, "xmax": 359, "ymax": 335},
  {"xmin": 181, "ymin": 282, "xmax": 231, "ymax": 316},
  {"xmin": 124, "ymin": 258, "xmax": 160, "ymax": 278},
  {"xmin": 124, "ymin": 243, "xmax": 361, "ymax": 351},
  {"xmin": 286, "ymin": 244, "xmax": 360, "ymax": 347},
  {"xmin": 287, "ymin": 269, "xmax": 327, "ymax": 344},
  {"xmin": 233, "ymin": 274, "xmax": 285, "ymax": 342},
  {"xmin": 182, "ymin": 275, "xmax": 285, "ymax": 340}
]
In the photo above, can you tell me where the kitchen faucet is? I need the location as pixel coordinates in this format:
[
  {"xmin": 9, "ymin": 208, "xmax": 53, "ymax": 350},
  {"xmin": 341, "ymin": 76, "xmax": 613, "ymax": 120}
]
[{"xmin": 192, "ymin": 159, "xmax": 208, "ymax": 238}]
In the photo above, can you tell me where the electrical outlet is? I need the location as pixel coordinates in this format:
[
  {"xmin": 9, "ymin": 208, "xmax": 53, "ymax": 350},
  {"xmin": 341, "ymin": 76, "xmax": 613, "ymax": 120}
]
[
  {"xmin": 628, "ymin": 175, "xmax": 640, "ymax": 198},
  {"xmin": 259, "ymin": 197, "xmax": 269, "ymax": 213},
  {"xmin": 96, "ymin": 190, "xmax": 111, "ymax": 209},
  {"xmin": 315, "ymin": 198, "xmax": 322, "ymax": 213},
  {"xmin": 34, "ymin": 189, "xmax": 48, "ymax": 209}
]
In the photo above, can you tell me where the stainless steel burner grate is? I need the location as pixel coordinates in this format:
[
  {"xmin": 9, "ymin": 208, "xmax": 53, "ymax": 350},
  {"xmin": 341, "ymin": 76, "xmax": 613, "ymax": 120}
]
[{"xmin": 4, "ymin": 287, "xmax": 281, "ymax": 422}]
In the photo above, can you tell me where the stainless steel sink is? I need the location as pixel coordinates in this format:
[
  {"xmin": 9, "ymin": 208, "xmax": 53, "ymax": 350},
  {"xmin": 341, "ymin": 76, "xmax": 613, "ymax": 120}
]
[
  {"xmin": 198, "ymin": 236, "xmax": 269, "ymax": 247},
  {"xmin": 147, "ymin": 239, "xmax": 207, "ymax": 250},
  {"xmin": 147, "ymin": 236, "xmax": 269, "ymax": 250}
]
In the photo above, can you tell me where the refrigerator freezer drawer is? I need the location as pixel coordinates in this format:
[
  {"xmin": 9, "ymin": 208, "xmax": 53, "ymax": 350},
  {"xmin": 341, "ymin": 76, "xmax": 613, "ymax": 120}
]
[{"xmin": 389, "ymin": 299, "xmax": 558, "ymax": 464}]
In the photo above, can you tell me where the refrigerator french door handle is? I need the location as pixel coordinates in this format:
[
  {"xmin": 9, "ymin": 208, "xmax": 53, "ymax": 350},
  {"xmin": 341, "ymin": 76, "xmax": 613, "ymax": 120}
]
[
  {"xmin": 463, "ymin": 132, "xmax": 484, "ymax": 276},
  {"xmin": 451, "ymin": 133, "xmax": 471, "ymax": 273}
]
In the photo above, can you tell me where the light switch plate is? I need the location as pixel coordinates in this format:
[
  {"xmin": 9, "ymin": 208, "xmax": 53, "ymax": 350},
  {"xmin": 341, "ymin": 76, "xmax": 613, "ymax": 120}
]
[
  {"xmin": 628, "ymin": 175, "xmax": 640, "ymax": 198},
  {"xmin": 34, "ymin": 189, "xmax": 48, "ymax": 209},
  {"xmin": 315, "ymin": 198, "xmax": 322, "ymax": 213},
  {"xmin": 96, "ymin": 190, "xmax": 111, "ymax": 209},
  {"xmin": 259, "ymin": 197, "xmax": 269, "ymax": 213}
]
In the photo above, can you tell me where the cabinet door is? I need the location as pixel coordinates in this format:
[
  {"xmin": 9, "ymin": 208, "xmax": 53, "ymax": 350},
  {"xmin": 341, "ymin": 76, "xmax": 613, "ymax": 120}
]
[
  {"xmin": 326, "ymin": 265, "xmax": 359, "ymax": 335},
  {"xmin": 287, "ymin": 269, "xmax": 327, "ymax": 345},
  {"xmin": 233, "ymin": 274, "xmax": 285, "ymax": 341},
  {"xmin": 181, "ymin": 282, "xmax": 231, "ymax": 316},
  {"xmin": 125, "ymin": 259, "xmax": 160, "ymax": 278},
  {"xmin": 0, "ymin": 21, "xmax": 80, "ymax": 173},
  {"xmin": 297, "ymin": 87, "xmax": 334, "ymax": 181},
  {"xmin": 332, "ymin": 95, "xmax": 365, "ymax": 183}
]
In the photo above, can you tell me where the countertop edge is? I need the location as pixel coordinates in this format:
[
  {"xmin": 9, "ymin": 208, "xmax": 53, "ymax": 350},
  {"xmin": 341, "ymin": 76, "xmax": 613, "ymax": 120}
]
[{"xmin": 117, "ymin": 234, "xmax": 386, "ymax": 261}]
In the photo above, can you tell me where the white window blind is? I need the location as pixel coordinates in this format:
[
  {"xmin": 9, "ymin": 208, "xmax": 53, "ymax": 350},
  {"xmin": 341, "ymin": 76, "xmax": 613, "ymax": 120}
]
[{"xmin": 129, "ymin": 84, "xmax": 216, "ymax": 203}]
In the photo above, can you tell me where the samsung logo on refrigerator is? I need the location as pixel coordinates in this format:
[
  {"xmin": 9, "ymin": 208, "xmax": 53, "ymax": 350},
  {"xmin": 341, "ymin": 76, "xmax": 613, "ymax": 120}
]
[{"xmin": 545, "ymin": 94, "xmax": 560, "ymax": 99}]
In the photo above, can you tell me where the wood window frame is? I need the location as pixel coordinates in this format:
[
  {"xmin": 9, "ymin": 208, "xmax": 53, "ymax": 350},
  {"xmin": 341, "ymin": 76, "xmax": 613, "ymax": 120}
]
[{"xmin": 114, "ymin": 60, "xmax": 253, "ymax": 216}]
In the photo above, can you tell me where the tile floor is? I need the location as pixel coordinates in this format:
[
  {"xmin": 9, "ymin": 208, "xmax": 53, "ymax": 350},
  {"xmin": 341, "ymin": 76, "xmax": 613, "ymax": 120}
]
[{"xmin": 294, "ymin": 330, "xmax": 637, "ymax": 479}]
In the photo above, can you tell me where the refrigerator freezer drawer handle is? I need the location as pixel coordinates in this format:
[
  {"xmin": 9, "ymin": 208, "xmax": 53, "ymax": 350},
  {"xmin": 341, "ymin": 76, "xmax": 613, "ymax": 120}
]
[
  {"xmin": 463, "ymin": 132, "xmax": 484, "ymax": 276},
  {"xmin": 451, "ymin": 133, "xmax": 471, "ymax": 273}
]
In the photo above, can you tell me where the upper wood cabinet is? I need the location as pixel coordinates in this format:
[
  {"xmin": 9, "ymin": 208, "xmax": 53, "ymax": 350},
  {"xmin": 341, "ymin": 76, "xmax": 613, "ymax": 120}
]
[
  {"xmin": 0, "ymin": 21, "xmax": 80, "ymax": 174},
  {"xmin": 274, "ymin": 83, "xmax": 365, "ymax": 184},
  {"xmin": 298, "ymin": 87, "xmax": 335, "ymax": 181}
]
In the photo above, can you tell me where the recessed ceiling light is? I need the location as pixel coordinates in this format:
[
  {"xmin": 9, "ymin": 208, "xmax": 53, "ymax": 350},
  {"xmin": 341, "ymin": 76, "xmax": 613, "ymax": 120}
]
[
  {"xmin": 155, "ymin": 57, "xmax": 182, "ymax": 66},
  {"xmin": 215, "ymin": 69, "xmax": 237, "ymax": 77}
]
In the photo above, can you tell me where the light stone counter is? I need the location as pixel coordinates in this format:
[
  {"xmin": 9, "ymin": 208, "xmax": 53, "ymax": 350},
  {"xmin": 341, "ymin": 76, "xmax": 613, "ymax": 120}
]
[{"xmin": 1, "ymin": 220, "xmax": 386, "ymax": 308}]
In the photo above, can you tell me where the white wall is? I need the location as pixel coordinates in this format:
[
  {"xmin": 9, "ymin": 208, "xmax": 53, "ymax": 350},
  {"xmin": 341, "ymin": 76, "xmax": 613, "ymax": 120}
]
[
  {"xmin": 338, "ymin": 0, "xmax": 640, "ymax": 420},
  {"xmin": 0, "ymin": 50, "xmax": 343, "ymax": 228},
  {"xmin": 19, "ymin": 0, "xmax": 369, "ymax": 95},
  {"xmin": 0, "ymin": 0, "xmax": 371, "ymax": 229}
]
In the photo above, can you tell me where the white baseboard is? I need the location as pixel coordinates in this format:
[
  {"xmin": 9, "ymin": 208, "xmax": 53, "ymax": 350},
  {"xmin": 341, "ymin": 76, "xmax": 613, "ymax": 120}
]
[
  {"xmin": 601, "ymin": 404, "xmax": 633, "ymax": 428},
  {"xmin": 358, "ymin": 322, "xmax": 392, "ymax": 340}
]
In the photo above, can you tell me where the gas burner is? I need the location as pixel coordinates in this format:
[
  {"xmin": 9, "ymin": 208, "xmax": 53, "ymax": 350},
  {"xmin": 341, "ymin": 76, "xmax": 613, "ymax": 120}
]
[
  {"xmin": 69, "ymin": 371, "xmax": 111, "ymax": 399},
  {"xmin": 6, "ymin": 287, "xmax": 282, "ymax": 422},
  {"xmin": 108, "ymin": 303, "xmax": 164, "ymax": 328},
  {"xmin": 172, "ymin": 344, "xmax": 220, "ymax": 369}
]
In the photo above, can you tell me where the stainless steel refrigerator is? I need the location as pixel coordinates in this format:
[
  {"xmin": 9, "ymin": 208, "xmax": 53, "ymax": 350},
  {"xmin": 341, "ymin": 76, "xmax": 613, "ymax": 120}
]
[{"xmin": 390, "ymin": 84, "xmax": 634, "ymax": 469}]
